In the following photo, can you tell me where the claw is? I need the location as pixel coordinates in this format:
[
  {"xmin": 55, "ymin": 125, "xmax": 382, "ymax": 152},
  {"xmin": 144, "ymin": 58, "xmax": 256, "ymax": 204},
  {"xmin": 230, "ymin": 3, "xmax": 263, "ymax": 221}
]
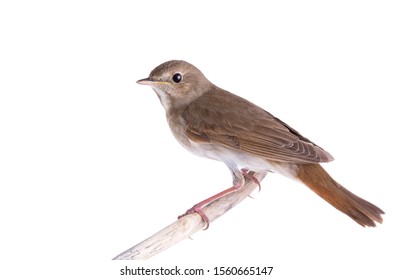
[
  {"xmin": 241, "ymin": 168, "xmax": 261, "ymax": 191},
  {"xmin": 177, "ymin": 169, "xmax": 261, "ymax": 230},
  {"xmin": 178, "ymin": 206, "xmax": 209, "ymax": 230}
]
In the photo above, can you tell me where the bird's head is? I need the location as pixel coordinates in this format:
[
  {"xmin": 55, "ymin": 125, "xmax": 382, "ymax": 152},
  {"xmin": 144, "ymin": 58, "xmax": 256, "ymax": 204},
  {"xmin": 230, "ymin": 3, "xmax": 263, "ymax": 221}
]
[{"xmin": 137, "ymin": 60, "xmax": 212, "ymax": 110}]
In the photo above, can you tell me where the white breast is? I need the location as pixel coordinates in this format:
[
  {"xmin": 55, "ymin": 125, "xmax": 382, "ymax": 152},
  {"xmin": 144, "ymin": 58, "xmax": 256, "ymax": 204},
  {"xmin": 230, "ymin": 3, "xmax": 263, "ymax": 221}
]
[{"xmin": 187, "ymin": 139, "xmax": 298, "ymax": 178}]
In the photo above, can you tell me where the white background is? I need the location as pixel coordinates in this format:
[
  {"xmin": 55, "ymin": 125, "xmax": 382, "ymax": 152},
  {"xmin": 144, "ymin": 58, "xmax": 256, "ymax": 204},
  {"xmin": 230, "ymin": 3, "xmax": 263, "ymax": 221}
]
[{"xmin": 1, "ymin": 1, "xmax": 392, "ymax": 279}]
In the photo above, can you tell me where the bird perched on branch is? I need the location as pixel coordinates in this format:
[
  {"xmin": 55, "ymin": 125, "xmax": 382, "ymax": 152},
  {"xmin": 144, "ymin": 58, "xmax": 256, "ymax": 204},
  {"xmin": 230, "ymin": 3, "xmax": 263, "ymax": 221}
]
[{"xmin": 137, "ymin": 60, "xmax": 384, "ymax": 228}]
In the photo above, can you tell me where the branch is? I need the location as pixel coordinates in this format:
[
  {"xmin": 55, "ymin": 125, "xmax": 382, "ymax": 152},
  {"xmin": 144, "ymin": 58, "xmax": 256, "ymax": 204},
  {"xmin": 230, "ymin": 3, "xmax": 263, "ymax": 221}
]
[{"xmin": 113, "ymin": 171, "xmax": 268, "ymax": 260}]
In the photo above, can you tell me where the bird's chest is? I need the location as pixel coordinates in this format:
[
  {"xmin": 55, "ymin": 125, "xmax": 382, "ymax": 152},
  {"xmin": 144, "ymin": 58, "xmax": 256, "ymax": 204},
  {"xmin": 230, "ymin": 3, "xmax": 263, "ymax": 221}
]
[
  {"xmin": 167, "ymin": 114, "xmax": 194, "ymax": 152},
  {"xmin": 165, "ymin": 113, "xmax": 224, "ymax": 163},
  {"xmin": 166, "ymin": 113, "xmax": 215, "ymax": 160}
]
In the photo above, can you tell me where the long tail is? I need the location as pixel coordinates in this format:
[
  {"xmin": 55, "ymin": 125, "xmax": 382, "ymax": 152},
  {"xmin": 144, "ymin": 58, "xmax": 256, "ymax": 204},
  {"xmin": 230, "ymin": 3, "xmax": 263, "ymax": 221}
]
[{"xmin": 296, "ymin": 163, "xmax": 384, "ymax": 227}]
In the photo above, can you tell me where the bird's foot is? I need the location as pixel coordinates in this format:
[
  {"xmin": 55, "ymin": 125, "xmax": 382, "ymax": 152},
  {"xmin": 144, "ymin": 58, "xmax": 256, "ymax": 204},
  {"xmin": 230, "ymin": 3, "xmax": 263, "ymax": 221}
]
[
  {"xmin": 241, "ymin": 168, "xmax": 261, "ymax": 191},
  {"xmin": 178, "ymin": 205, "xmax": 210, "ymax": 230},
  {"xmin": 178, "ymin": 170, "xmax": 261, "ymax": 229},
  {"xmin": 177, "ymin": 183, "xmax": 244, "ymax": 230}
]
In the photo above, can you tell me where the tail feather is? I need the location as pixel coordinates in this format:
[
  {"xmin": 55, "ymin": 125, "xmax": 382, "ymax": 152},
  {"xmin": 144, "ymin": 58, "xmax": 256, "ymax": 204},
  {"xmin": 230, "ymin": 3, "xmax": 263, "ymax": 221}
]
[{"xmin": 296, "ymin": 163, "xmax": 384, "ymax": 227}]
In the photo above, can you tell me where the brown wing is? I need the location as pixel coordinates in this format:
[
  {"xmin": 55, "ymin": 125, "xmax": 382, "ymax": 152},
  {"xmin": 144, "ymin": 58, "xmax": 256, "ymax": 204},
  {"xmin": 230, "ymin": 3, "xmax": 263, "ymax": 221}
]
[{"xmin": 183, "ymin": 87, "xmax": 334, "ymax": 163}]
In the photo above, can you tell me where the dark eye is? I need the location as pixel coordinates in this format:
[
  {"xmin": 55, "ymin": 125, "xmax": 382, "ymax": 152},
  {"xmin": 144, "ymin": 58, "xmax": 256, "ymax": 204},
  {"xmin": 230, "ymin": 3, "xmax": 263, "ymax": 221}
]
[{"xmin": 172, "ymin": 73, "xmax": 182, "ymax": 83}]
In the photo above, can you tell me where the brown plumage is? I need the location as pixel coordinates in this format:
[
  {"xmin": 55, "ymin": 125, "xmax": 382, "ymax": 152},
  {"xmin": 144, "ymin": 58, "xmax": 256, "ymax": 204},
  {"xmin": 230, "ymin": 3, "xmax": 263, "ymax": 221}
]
[
  {"xmin": 137, "ymin": 60, "xmax": 384, "ymax": 227},
  {"xmin": 296, "ymin": 164, "xmax": 383, "ymax": 227},
  {"xmin": 182, "ymin": 85, "xmax": 334, "ymax": 163}
]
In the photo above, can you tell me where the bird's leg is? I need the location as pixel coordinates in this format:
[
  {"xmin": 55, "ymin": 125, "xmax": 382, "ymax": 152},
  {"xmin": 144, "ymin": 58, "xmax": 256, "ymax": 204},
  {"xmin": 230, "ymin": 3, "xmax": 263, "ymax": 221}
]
[
  {"xmin": 178, "ymin": 183, "xmax": 243, "ymax": 230},
  {"xmin": 178, "ymin": 169, "xmax": 260, "ymax": 229}
]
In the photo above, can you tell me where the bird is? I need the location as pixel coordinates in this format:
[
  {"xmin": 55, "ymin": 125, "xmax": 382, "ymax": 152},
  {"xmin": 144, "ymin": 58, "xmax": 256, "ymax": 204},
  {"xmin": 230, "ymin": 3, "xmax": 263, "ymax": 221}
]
[{"xmin": 136, "ymin": 60, "xmax": 384, "ymax": 228}]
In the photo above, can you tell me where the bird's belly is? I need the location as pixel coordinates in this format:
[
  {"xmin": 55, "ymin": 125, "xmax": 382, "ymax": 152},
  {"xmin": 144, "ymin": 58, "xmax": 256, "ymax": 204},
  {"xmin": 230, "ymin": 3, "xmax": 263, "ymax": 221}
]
[
  {"xmin": 187, "ymin": 141, "xmax": 298, "ymax": 178},
  {"xmin": 167, "ymin": 118, "xmax": 298, "ymax": 178},
  {"xmin": 188, "ymin": 141, "xmax": 271, "ymax": 170}
]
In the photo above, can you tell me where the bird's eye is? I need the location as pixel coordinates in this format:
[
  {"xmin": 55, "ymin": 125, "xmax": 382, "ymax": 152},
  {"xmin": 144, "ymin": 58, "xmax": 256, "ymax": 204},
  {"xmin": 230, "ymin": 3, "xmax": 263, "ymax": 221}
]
[{"xmin": 172, "ymin": 73, "xmax": 182, "ymax": 83}]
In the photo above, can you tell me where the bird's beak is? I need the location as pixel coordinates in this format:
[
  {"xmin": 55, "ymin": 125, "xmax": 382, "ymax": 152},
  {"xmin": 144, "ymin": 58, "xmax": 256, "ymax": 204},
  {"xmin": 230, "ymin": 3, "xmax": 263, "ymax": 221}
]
[
  {"xmin": 136, "ymin": 78, "xmax": 170, "ymax": 87},
  {"xmin": 136, "ymin": 78, "xmax": 154, "ymax": 86}
]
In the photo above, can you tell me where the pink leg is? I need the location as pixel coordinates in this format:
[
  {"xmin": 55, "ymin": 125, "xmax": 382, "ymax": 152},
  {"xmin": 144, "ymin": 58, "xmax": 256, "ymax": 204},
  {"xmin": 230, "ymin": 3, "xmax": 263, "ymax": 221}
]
[
  {"xmin": 178, "ymin": 169, "xmax": 261, "ymax": 229},
  {"xmin": 178, "ymin": 183, "xmax": 242, "ymax": 230}
]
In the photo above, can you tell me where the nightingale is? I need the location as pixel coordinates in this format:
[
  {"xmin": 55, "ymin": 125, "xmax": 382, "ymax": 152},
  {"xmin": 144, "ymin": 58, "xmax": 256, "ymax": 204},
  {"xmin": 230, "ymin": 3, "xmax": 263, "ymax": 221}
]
[{"xmin": 137, "ymin": 60, "xmax": 384, "ymax": 228}]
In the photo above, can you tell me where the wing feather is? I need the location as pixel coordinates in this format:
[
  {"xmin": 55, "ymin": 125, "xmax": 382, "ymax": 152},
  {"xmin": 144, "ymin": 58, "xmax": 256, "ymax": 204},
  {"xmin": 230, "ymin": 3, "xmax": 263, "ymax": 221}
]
[{"xmin": 182, "ymin": 87, "xmax": 334, "ymax": 164}]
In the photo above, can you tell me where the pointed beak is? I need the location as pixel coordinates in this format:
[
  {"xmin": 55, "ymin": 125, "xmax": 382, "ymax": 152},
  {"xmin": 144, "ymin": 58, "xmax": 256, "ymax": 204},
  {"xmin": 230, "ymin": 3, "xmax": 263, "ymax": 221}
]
[
  {"xmin": 136, "ymin": 78, "xmax": 170, "ymax": 87},
  {"xmin": 136, "ymin": 78, "xmax": 154, "ymax": 86}
]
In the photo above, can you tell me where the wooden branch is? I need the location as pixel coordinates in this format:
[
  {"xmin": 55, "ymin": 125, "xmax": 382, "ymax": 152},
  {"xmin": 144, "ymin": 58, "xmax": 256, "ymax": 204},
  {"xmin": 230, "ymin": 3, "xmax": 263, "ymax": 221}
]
[{"xmin": 113, "ymin": 171, "xmax": 268, "ymax": 260}]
